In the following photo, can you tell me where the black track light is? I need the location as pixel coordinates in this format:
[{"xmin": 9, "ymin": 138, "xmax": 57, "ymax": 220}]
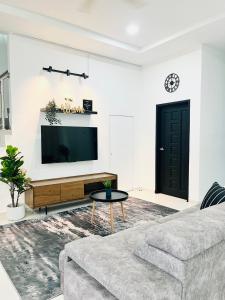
[{"xmin": 42, "ymin": 66, "xmax": 89, "ymax": 79}]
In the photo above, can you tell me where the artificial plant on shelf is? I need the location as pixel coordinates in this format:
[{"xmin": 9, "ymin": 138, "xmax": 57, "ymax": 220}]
[
  {"xmin": 103, "ymin": 180, "xmax": 112, "ymax": 199},
  {"xmin": 45, "ymin": 99, "xmax": 61, "ymax": 125},
  {"xmin": 0, "ymin": 145, "xmax": 31, "ymax": 220}
]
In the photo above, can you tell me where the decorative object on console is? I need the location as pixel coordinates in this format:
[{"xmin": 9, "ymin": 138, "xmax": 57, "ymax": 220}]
[
  {"xmin": 71, "ymin": 106, "xmax": 77, "ymax": 114},
  {"xmin": 164, "ymin": 73, "xmax": 180, "ymax": 93},
  {"xmin": 61, "ymin": 97, "xmax": 73, "ymax": 114},
  {"xmin": 103, "ymin": 180, "xmax": 112, "ymax": 199},
  {"xmin": 43, "ymin": 66, "xmax": 89, "ymax": 79},
  {"xmin": 75, "ymin": 106, "xmax": 84, "ymax": 113},
  {"xmin": 200, "ymin": 182, "xmax": 225, "ymax": 209},
  {"xmin": 83, "ymin": 99, "xmax": 93, "ymax": 112},
  {"xmin": 0, "ymin": 145, "xmax": 31, "ymax": 220},
  {"xmin": 44, "ymin": 99, "xmax": 61, "ymax": 125}
]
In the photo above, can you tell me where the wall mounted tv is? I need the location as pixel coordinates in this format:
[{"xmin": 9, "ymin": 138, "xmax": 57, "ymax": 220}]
[{"xmin": 41, "ymin": 126, "xmax": 98, "ymax": 164}]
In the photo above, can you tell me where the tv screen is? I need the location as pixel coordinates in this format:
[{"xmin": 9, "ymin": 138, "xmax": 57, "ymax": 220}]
[{"xmin": 41, "ymin": 126, "xmax": 98, "ymax": 164}]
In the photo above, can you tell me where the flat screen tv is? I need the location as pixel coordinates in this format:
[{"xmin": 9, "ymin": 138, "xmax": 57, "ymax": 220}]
[{"xmin": 41, "ymin": 126, "xmax": 98, "ymax": 164}]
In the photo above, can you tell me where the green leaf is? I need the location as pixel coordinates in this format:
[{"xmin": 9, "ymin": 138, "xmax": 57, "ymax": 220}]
[
  {"xmin": 0, "ymin": 145, "xmax": 31, "ymax": 206},
  {"xmin": 103, "ymin": 180, "xmax": 112, "ymax": 189}
]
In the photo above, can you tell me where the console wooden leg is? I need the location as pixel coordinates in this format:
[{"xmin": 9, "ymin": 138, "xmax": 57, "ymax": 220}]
[
  {"xmin": 110, "ymin": 203, "xmax": 114, "ymax": 233},
  {"xmin": 91, "ymin": 201, "xmax": 95, "ymax": 224},
  {"xmin": 120, "ymin": 202, "xmax": 125, "ymax": 221},
  {"xmin": 45, "ymin": 206, "xmax": 48, "ymax": 215}
]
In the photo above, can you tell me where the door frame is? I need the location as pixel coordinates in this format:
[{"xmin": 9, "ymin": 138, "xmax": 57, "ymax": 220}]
[{"xmin": 155, "ymin": 100, "xmax": 190, "ymax": 200}]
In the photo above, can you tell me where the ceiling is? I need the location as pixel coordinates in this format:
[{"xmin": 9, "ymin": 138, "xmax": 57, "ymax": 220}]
[{"xmin": 1, "ymin": 0, "xmax": 225, "ymax": 65}]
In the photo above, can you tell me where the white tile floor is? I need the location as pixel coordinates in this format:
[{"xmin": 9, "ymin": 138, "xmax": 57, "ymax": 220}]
[
  {"xmin": 130, "ymin": 189, "xmax": 197, "ymax": 211},
  {"xmin": 0, "ymin": 189, "xmax": 198, "ymax": 300}
]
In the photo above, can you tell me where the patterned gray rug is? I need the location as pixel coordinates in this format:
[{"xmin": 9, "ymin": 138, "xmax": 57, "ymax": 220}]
[{"xmin": 0, "ymin": 197, "xmax": 177, "ymax": 300}]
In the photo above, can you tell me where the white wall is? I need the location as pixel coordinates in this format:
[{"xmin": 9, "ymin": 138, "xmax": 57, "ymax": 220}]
[
  {"xmin": 199, "ymin": 46, "xmax": 225, "ymax": 198},
  {"xmin": 0, "ymin": 34, "xmax": 141, "ymax": 212},
  {"xmin": 0, "ymin": 34, "xmax": 8, "ymax": 75},
  {"xmin": 2, "ymin": 35, "xmax": 225, "ymax": 212},
  {"xmin": 136, "ymin": 50, "xmax": 202, "ymax": 202}
]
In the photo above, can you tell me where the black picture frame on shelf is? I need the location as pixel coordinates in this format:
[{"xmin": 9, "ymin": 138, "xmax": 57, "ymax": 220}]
[{"xmin": 83, "ymin": 99, "xmax": 93, "ymax": 112}]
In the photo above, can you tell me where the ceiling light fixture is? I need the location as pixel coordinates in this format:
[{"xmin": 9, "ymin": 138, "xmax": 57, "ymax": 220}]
[{"xmin": 126, "ymin": 24, "xmax": 139, "ymax": 35}]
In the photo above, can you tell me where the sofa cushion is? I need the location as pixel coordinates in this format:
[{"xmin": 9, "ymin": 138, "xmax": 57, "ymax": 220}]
[
  {"xmin": 143, "ymin": 206, "xmax": 225, "ymax": 261},
  {"xmin": 200, "ymin": 182, "xmax": 225, "ymax": 209}
]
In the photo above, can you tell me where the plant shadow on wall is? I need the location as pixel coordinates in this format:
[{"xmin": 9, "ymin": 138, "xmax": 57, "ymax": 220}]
[{"xmin": 0, "ymin": 145, "xmax": 31, "ymax": 221}]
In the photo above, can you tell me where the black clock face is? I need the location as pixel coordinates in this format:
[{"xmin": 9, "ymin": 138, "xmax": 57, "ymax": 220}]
[{"xmin": 165, "ymin": 73, "xmax": 180, "ymax": 93}]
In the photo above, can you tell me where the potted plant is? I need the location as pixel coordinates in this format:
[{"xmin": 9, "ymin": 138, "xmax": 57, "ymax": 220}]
[
  {"xmin": 103, "ymin": 180, "xmax": 112, "ymax": 200},
  {"xmin": 45, "ymin": 99, "xmax": 61, "ymax": 125},
  {"xmin": 0, "ymin": 145, "xmax": 31, "ymax": 220}
]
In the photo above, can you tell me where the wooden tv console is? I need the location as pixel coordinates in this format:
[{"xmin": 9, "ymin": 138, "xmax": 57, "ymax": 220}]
[{"xmin": 25, "ymin": 172, "xmax": 117, "ymax": 214}]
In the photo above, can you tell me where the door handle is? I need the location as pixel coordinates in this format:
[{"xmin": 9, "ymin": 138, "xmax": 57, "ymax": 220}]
[{"xmin": 159, "ymin": 147, "xmax": 165, "ymax": 151}]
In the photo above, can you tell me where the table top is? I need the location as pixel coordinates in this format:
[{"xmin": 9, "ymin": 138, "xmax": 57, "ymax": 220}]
[
  {"xmin": 89, "ymin": 189, "xmax": 129, "ymax": 202},
  {"xmin": 28, "ymin": 173, "xmax": 116, "ymax": 187}
]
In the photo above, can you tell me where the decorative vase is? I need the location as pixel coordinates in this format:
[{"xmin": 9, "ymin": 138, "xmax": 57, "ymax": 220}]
[
  {"xmin": 106, "ymin": 188, "xmax": 112, "ymax": 200},
  {"xmin": 6, "ymin": 203, "xmax": 25, "ymax": 221}
]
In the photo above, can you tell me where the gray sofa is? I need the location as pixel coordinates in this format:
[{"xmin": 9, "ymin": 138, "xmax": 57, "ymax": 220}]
[{"xmin": 59, "ymin": 202, "xmax": 225, "ymax": 300}]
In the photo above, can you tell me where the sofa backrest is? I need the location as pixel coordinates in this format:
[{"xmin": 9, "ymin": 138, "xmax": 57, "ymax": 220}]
[{"xmin": 135, "ymin": 202, "xmax": 225, "ymax": 300}]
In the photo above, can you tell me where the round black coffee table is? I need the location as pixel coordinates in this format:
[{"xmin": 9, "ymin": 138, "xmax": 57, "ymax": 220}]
[{"xmin": 89, "ymin": 190, "xmax": 129, "ymax": 232}]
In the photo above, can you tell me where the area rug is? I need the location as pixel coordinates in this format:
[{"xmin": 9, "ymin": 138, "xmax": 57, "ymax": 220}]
[{"xmin": 0, "ymin": 197, "xmax": 177, "ymax": 300}]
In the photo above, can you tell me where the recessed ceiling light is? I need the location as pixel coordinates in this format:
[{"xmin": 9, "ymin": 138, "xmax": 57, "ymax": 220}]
[{"xmin": 126, "ymin": 24, "xmax": 139, "ymax": 35}]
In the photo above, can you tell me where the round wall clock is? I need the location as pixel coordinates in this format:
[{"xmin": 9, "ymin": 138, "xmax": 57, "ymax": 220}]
[{"xmin": 164, "ymin": 73, "xmax": 180, "ymax": 93}]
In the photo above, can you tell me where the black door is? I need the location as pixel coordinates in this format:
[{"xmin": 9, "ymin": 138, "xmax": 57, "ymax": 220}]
[{"xmin": 156, "ymin": 100, "xmax": 190, "ymax": 200}]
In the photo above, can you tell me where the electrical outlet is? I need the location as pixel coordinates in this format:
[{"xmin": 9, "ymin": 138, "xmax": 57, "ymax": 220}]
[{"xmin": 134, "ymin": 187, "xmax": 143, "ymax": 191}]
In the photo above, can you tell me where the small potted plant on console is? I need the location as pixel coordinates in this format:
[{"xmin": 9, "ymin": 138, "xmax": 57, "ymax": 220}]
[
  {"xmin": 103, "ymin": 180, "xmax": 112, "ymax": 200},
  {"xmin": 0, "ymin": 145, "xmax": 31, "ymax": 221}
]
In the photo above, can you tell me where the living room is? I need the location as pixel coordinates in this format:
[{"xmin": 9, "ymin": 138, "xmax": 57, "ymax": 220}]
[{"xmin": 1, "ymin": 1, "xmax": 225, "ymax": 300}]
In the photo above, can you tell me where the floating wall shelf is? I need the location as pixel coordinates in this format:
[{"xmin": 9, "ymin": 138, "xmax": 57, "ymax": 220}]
[{"xmin": 40, "ymin": 108, "xmax": 97, "ymax": 115}]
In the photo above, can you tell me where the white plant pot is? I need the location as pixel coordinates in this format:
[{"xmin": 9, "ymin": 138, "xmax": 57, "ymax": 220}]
[{"xmin": 6, "ymin": 203, "xmax": 25, "ymax": 221}]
